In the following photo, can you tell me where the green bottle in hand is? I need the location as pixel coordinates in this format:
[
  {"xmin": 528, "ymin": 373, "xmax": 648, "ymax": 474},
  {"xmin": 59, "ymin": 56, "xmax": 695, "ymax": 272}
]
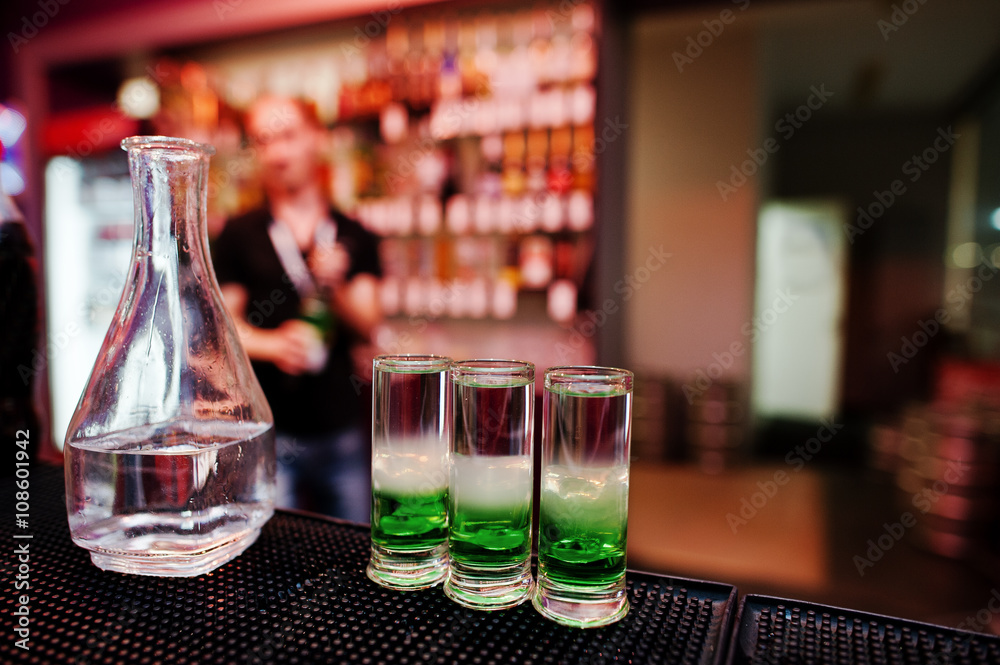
[{"xmin": 299, "ymin": 291, "xmax": 335, "ymax": 373}]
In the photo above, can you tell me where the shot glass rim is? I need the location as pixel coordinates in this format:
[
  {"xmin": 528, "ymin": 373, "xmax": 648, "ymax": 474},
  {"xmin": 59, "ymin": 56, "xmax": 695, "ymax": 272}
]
[
  {"xmin": 452, "ymin": 358, "xmax": 535, "ymax": 385},
  {"xmin": 374, "ymin": 353, "xmax": 452, "ymax": 373},
  {"xmin": 121, "ymin": 135, "xmax": 216, "ymax": 156},
  {"xmin": 544, "ymin": 365, "xmax": 633, "ymax": 393}
]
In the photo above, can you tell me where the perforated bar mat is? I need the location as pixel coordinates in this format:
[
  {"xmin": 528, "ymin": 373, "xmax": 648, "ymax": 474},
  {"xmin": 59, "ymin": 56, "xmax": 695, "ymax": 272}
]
[
  {"xmin": 728, "ymin": 594, "xmax": 1000, "ymax": 665},
  {"xmin": 3, "ymin": 466, "xmax": 735, "ymax": 664}
]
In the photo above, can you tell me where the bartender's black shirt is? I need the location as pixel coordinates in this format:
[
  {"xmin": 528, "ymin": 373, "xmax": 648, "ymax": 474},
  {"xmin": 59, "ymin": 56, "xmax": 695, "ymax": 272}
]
[{"xmin": 212, "ymin": 207, "xmax": 381, "ymax": 436}]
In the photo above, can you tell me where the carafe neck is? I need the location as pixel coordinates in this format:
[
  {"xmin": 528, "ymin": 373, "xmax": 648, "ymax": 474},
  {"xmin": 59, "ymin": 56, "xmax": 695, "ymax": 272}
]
[{"xmin": 124, "ymin": 136, "xmax": 214, "ymax": 262}]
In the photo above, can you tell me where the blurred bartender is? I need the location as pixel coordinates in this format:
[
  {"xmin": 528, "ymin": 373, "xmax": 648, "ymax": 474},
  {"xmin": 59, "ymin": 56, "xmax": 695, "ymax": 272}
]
[{"xmin": 213, "ymin": 96, "xmax": 382, "ymax": 522}]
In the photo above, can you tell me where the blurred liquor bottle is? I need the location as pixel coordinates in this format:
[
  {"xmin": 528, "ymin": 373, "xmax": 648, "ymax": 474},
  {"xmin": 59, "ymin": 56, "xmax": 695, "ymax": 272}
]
[
  {"xmin": 298, "ymin": 225, "xmax": 339, "ymax": 374},
  {"xmin": 298, "ymin": 291, "xmax": 335, "ymax": 374}
]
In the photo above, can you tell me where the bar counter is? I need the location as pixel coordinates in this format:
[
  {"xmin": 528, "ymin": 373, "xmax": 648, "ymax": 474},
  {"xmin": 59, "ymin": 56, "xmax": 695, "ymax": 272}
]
[
  {"xmin": 6, "ymin": 466, "xmax": 1000, "ymax": 664},
  {"xmin": 4, "ymin": 466, "xmax": 736, "ymax": 664}
]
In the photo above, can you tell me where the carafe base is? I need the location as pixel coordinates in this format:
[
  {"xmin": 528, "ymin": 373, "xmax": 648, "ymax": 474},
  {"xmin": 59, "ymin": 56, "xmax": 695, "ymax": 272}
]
[{"xmin": 83, "ymin": 528, "xmax": 262, "ymax": 577}]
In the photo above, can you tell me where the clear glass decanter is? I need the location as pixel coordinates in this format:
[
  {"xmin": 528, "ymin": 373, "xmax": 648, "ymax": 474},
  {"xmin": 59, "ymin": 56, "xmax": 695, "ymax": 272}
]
[{"xmin": 64, "ymin": 136, "xmax": 275, "ymax": 577}]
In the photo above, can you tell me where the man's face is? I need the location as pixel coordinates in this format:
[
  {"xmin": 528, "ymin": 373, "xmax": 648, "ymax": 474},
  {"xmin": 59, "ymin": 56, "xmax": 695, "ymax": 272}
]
[{"xmin": 245, "ymin": 98, "xmax": 322, "ymax": 194}]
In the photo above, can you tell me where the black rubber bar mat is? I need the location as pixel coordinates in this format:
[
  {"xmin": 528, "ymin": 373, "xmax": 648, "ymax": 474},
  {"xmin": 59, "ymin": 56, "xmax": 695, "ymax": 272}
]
[
  {"xmin": 2, "ymin": 465, "xmax": 736, "ymax": 664},
  {"xmin": 727, "ymin": 594, "xmax": 1000, "ymax": 665}
]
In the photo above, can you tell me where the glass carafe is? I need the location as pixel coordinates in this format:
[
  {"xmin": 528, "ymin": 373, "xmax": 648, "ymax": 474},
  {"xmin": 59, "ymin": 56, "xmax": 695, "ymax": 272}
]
[{"xmin": 64, "ymin": 136, "xmax": 275, "ymax": 577}]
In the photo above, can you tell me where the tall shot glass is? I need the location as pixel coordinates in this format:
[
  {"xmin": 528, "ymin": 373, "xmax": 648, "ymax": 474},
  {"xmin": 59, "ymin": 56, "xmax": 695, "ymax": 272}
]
[
  {"xmin": 533, "ymin": 366, "xmax": 633, "ymax": 627},
  {"xmin": 444, "ymin": 360, "xmax": 535, "ymax": 610},
  {"xmin": 367, "ymin": 354, "xmax": 451, "ymax": 590}
]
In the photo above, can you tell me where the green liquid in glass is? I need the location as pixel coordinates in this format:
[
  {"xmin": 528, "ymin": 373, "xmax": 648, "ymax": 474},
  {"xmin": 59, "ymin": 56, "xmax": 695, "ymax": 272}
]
[
  {"xmin": 449, "ymin": 503, "xmax": 531, "ymax": 566},
  {"xmin": 538, "ymin": 465, "xmax": 628, "ymax": 587},
  {"xmin": 371, "ymin": 487, "xmax": 448, "ymax": 552},
  {"xmin": 448, "ymin": 454, "xmax": 532, "ymax": 568}
]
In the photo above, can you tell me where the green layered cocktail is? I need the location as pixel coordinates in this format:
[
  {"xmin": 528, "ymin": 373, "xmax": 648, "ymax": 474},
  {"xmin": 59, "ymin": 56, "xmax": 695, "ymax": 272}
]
[
  {"xmin": 533, "ymin": 367, "xmax": 632, "ymax": 628},
  {"xmin": 444, "ymin": 360, "xmax": 534, "ymax": 610},
  {"xmin": 367, "ymin": 355, "xmax": 451, "ymax": 591}
]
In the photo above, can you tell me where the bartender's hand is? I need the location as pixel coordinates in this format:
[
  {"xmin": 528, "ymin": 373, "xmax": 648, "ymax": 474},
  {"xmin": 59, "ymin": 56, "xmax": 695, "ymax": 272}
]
[
  {"xmin": 308, "ymin": 242, "xmax": 350, "ymax": 291},
  {"xmin": 307, "ymin": 243, "xmax": 382, "ymax": 343},
  {"xmin": 220, "ymin": 284, "xmax": 319, "ymax": 376},
  {"xmin": 262, "ymin": 320, "xmax": 319, "ymax": 376}
]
